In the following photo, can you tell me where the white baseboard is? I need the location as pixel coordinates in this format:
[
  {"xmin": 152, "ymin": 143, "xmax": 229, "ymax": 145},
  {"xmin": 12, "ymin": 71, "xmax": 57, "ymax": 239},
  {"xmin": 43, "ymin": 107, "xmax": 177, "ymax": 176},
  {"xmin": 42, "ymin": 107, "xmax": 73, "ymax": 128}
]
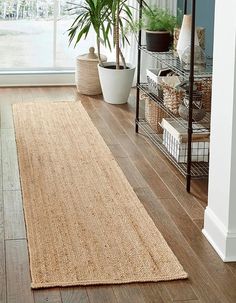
[
  {"xmin": 0, "ymin": 70, "xmax": 75, "ymax": 87},
  {"xmin": 203, "ymin": 207, "xmax": 236, "ymax": 261}
]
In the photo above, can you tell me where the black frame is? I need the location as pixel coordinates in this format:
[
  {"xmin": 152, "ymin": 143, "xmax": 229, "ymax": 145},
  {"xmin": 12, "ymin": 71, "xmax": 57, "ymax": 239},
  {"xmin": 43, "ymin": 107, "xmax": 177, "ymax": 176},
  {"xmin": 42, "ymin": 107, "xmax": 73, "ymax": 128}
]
[{"xmin": 135, "ymin": 0, "xmax": 208, "ymax": 192}]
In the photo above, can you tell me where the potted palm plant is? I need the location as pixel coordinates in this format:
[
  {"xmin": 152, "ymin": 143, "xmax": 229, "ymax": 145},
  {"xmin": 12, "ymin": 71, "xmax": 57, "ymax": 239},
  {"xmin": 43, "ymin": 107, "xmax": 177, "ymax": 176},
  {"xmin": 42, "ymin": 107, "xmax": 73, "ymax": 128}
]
[
  {"xmin": 68, "ymin": 0, "xmax": 147, "ymax": 104},
  {"xmin": 97, "ymin": 0, "xmax": 136, "ymax": 104},
  {"xmin": 141, "ymin": 6, "xmax": 177, "ymax": 52}
]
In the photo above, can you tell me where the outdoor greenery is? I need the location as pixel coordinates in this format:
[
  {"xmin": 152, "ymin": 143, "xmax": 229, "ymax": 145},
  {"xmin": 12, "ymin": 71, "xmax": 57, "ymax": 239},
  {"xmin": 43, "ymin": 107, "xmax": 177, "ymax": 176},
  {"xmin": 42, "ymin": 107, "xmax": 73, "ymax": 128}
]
[{"xmin": 0, "ymin": 0, "xmax": 78, "ymax": 20}]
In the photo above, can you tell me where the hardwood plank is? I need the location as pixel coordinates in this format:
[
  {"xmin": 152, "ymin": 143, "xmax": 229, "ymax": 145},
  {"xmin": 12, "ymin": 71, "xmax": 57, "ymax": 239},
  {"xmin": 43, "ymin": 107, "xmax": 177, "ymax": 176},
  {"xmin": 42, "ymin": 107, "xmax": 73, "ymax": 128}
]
[
  {"xmin": 165, "ymin": 280, "xmax": 197, "ymax": 301},
  {"xmin": 6, "ymin": 239, "xmax": 34, "ymax": 303},
  {"xmin": 0, "ymin": 88, "xmax": 22, "ymax": 129},
  {"xmin": 137, "ymin": 284, "xmax": 166, "ymax": 303},
  {"xmin": 134, "ymin": 187, "xmax": 228, "ymax": 303},
  {"xmin": 1, "ymin": 102, "xmax": 14, "ymax": 130},
  {"xmin": 60, "ymin": 287, "xmax": 90, "ymax": 303},
  {"xmin": 193, "ymin": 219, "xmax": 204, "ymax": 231},
  {"xmin": 43, "ymin": 86, "xmax": 76, "ymax": 102},
  {"xmin": 115, "ymin": 156, "xmax": 148, "ymax": 190},
  {"xmin": 153, "ymin": 283, "xmax": 173, "ymax": 302},
  {"xmin": 227, "ymin": 263, "xmax": 236, "ymax": 277},
  {"xmin": 107, "ymin": 144, "xmax": 128, "ymax": 159},
  {"xmin": 0, "ymin": 191, "xmax": 6, "ymax": 303},
  {"xmin": 34, "ymin": 288, "xmax": 62, "ymax": 303},
  {"xmin": 87, "ymin": 286, "xmax": 117, "ymax": 303},
  {"xmin": 1, "ymin": 129, "xmax": 21, "ymax": 191},
  {"xmin": 113, "ymin": 283, "xmax": 164, "ymax": 303},
  {"xmin": 4, "ymin": 190, "xmax": 26, "ymax": 240},
  {"xmin": 0, "ymin": 88, "xmax": 21, "ymax": 103},
  {"xmin": 87, "ymin": 97, "xmax": 126, "ymax": 138}
]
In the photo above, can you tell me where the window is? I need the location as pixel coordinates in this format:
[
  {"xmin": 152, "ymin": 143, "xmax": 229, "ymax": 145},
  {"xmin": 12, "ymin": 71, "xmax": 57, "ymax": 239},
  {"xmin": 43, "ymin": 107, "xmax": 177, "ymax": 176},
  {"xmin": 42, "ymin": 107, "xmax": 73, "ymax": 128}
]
[{"xmin": 0, "ymin": 0, "xmax": 95, "ymax": 70}]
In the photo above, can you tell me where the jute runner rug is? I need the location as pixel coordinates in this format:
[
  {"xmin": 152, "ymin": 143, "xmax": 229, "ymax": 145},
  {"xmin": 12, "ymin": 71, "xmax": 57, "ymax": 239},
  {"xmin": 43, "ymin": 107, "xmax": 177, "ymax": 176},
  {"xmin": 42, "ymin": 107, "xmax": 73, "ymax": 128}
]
[{"xmin": 13, "ymin": 102, "xmax": 187, "ymax": 289}]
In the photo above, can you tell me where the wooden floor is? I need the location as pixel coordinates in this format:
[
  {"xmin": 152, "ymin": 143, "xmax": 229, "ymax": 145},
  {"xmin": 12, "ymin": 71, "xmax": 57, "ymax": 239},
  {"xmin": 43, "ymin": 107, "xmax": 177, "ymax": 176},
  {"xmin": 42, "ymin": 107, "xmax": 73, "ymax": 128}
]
[{"xmin": 0, "ymin": 86, "xmax": 236, "ymax": 303}]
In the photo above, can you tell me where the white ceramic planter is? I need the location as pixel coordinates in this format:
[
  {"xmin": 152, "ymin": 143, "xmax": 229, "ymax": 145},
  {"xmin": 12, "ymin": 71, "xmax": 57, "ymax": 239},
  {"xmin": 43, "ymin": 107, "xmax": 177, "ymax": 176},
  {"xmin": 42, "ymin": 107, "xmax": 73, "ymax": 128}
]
[{"xmin": 98, "ymin": 62, "xmax": 135, "ymax": 104}]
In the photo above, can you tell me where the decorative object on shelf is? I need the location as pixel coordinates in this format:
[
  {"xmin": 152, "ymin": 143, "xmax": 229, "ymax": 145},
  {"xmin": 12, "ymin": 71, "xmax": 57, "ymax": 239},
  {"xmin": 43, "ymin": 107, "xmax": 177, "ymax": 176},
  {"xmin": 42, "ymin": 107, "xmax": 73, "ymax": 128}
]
[
  {"xmin": 146, "ymin": 68, "xmax": 172, "ymax": 99},
  {"xmin": 178, "ymin": 92, "xmax": 206, "ymax": 122},
  {"xmin": 142, "ymin": 93, "xmax": 168, "ymax": 134},
  {"xmin": 195, "ymin": 78, "xmax": 212, "ymax": 112},
  {"xmin": 161, "ymin": 76, "xmax": 184, "ymax": 115},
  {"xmin": 173, "ymin": 27, "xmax": 205, "ymax": 51},
  {"xmin": 181, "ymin": 45, "xmax": 206, "ymax": 72},
  {"xmin": 176, "ymin": 14, "xmax": 199, "ymax": 60},
  {"xmin": 75, "ymin": 47, "xmax": 107, "ymax": 95},
  {"xmin": 161, "ymin": 118, "xmax": 210, "ymax": 163},
  {"xmin": 177, "ymin": 81, "xmax": 206, "ymax": 121},
  {"xmin": 138, "ymin": 6, "xmax": 177, "ymax": 52}
]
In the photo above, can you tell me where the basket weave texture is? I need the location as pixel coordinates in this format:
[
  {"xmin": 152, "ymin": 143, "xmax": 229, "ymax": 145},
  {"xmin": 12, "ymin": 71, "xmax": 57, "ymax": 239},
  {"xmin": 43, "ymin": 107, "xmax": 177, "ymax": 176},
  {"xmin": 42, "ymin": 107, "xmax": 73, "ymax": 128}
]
[
  {"xmin": 142, "ymin": 93, "xmax": 168, "ymax": 134},
  {"xmin": 162, "ymin": 78, "xmax": 212, "ymax": 115},
  {"xmin": 76, "ymin": 59, "xmax": 102, "ymax": 95}
]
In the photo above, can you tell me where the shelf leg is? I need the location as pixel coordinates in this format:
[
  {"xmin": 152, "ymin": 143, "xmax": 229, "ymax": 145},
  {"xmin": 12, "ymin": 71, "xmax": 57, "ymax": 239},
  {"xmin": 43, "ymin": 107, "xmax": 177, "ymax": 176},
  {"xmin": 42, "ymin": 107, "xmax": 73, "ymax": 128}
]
[
  {"xmin": 186, "ymin": 174, "xmax": 191, "ymax": 192},
  {"xmin": 135, "ymin": 0, "xmax": 143, "ymax": 134},
  {"xmin": 135, "ymin": 87, "xmax": 140, "ymax": 133},
  {"xmin": 186, "ymin": 0, "xmax": 196, "ymax": 192}
]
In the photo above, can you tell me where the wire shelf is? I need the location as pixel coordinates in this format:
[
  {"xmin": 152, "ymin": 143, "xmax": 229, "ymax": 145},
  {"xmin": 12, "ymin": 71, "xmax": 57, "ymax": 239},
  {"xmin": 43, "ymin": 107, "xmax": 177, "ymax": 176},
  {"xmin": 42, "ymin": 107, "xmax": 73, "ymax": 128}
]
[
  {"xmin": 138, "ymin": 83, "xmax": 211, "ymax": 131},
  {"xmin": 136, "ymin": 119, "xmax": 209, "ymax": 178},
  {"xmin": 139, "ymin": 46, "xmax": 213, "ymax": 79}
]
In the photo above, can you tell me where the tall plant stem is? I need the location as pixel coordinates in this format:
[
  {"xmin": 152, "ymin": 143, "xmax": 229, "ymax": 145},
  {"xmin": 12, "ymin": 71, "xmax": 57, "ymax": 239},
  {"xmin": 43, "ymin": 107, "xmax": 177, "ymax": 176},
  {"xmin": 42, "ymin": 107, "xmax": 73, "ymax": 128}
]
[
  {"xmin": 119, "ymin": 47, "xmax": 126, "ymax": 69},
  {"xmin": 97, "ymin": 36, "xmax": 103, "ymax": 66},
  {"xmin": 115, "ymin": 0, "xmax": 120, "ymax": 69}
]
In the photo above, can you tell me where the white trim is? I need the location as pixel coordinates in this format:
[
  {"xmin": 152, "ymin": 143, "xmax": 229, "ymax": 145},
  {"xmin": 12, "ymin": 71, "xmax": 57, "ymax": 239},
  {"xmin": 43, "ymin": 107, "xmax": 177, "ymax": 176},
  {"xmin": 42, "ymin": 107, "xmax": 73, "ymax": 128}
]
[
  {"xmin": 0, "ymin": 71, "xmax": 75, "ymax": 87},
  {"xmin": 203, "ymin": 207, "xmax": 236, "ymax": 262}
]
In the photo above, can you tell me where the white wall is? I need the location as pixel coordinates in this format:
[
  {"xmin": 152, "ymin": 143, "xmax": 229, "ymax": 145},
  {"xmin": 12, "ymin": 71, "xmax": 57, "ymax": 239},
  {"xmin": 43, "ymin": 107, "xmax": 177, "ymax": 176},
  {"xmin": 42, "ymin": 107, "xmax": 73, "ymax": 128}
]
[{"xmin": 203, "ymin": 0, "xmax": 236, "ymax": 261}]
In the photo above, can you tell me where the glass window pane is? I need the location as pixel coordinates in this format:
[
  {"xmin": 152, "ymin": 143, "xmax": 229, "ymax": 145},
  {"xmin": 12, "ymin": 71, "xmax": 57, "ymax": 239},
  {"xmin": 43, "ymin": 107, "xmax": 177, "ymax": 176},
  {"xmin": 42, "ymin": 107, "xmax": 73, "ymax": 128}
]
[
  {"xmin": 0, "ymin": 0, "xmax": 96, "ymax": 70},
  {"xmin": 56, "ymin": 0, "xmax": 96, "ymax": 68},
  {"xmin": 0, "ymin": 0, "xmax": 54, "ymax": 69}
]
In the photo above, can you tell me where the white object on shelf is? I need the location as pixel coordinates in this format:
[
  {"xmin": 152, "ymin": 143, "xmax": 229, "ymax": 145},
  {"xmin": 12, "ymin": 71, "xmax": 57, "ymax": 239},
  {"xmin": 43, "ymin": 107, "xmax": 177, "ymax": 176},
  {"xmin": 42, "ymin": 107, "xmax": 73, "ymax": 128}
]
[
  {"xmin": 162, "ymin": 76, "xmax": 181, "ymax": 88},
  {"xmin": 161, "ymin": 118, "xmax": 210, "ymax": 163},
  {"xmin": 176, "ymin": 14, "xmax": 199, "ymax": 61}
]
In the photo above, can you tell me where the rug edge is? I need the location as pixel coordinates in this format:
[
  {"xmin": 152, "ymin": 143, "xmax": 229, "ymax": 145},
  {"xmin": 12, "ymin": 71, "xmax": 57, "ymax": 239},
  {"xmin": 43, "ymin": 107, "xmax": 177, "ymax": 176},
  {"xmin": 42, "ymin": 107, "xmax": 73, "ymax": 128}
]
[{"xmin": 31, "ymin": 273, "xmax": 188, "ymax": 289}]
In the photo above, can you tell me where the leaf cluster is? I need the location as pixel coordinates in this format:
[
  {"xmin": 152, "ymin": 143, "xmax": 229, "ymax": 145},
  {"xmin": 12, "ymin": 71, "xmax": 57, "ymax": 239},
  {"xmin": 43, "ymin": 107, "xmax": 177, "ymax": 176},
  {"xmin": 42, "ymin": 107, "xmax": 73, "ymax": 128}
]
[{"xmin": 142, "ymin": 6, "xmax": 177, "ymax": 32}]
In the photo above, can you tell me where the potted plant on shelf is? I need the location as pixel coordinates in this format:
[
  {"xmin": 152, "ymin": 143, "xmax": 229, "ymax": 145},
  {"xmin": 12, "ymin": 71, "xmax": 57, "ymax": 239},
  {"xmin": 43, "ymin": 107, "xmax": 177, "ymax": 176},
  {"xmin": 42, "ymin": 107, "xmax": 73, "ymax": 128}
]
[
  {"xmin": 140, "ymin": 6, "xmax": 177, "ymax": 52},
  {"xmin": 68, "ymin": 0, "xmax": 148, "ymax": 104}
]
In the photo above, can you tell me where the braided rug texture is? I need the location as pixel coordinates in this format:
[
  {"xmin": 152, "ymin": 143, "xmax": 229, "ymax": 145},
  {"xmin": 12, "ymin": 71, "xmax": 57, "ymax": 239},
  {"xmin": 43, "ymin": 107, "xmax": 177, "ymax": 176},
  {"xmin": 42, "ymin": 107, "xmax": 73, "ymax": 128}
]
[{"xmin": 13, "ymin": 102, "xmax": 187, "ymax": 289}]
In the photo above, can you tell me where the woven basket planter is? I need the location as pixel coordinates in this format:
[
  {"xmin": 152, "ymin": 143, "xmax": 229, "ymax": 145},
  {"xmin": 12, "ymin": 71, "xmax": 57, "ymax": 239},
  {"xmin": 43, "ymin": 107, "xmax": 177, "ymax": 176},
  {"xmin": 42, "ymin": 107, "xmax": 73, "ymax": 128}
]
[{"xmin": 75, "ymin": 47, "xmax": 107, "ymax": 95}]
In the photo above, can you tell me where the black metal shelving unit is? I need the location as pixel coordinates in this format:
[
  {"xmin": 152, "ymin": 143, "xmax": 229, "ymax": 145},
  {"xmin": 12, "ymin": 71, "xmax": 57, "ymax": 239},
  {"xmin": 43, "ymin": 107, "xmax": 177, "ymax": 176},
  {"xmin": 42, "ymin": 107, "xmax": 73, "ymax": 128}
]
[{"xmin": 135, "ymin": 0, "xmax": 212, "ymax": 192}]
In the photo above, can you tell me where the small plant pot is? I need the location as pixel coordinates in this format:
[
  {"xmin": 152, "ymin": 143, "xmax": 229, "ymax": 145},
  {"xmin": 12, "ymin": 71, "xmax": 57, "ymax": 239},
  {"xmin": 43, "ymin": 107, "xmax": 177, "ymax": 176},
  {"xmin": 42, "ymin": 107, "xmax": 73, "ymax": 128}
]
[{"xmin": 146, "ymin": 30, "xmax": 171, "ymax": 52}]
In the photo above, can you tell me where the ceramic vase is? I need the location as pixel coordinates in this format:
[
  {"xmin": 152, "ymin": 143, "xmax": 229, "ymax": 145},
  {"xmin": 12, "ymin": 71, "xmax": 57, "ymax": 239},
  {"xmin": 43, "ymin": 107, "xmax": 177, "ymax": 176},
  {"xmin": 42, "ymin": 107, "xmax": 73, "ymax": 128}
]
[{"xmin": 176, "ymin": 14, "xmax": 199, "ymax": 60}]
